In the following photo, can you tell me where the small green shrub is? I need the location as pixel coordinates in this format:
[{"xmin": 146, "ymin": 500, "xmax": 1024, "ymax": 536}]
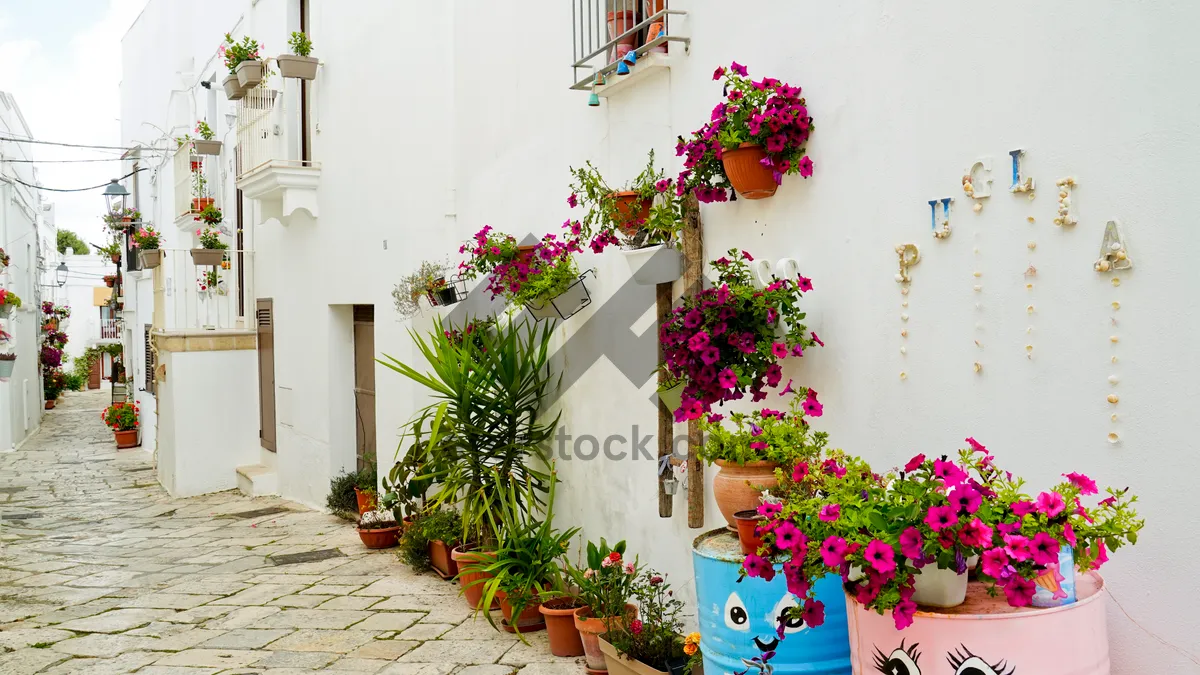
[
  {"xmin": 326, "ymin": 465, "xmax": 377, "ymax": 520},
  {"xmin": 399, "ymin": 514, "xmax": 432, "ymax": 572},
  {"xmin": 62, "ymin": 371, "xmax": 85, "ymax": 392}
]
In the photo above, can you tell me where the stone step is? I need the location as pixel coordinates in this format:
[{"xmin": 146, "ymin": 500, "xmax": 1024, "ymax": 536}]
[{"xmin": 235, "ymin": 463, "xmax": 278, "ymax": 497}]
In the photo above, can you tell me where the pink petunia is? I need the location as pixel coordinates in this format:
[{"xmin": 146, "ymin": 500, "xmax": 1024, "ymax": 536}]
[
  {"xmin": 821, "ymin": 458, "xmax": 846, "ymax": 478},
  {"xmin": 903, "ymin": 454, "xmax": 926, "ymax": 473},
  {"xmin": 771, "ymin": 342, "xmax": 788, "ymax": 359},
  {"xmin": 1090, "ymin": 541, "xmax": 1110, "ymax": 569},
  {"xmin": 965, "ymin": 436, "xmax": 987, "ymax": 453},
  {"xmin": 819, "ymin": 504, "xmax": 840, "ymax": 523},
  {"xmin": 1003, "ymin": 534, "xmax": 1032, "ymax": 562},
  {"xmin": 957, "ymin": 518, "xmax": 993, "ymax": 549},
  {"xmin": 948, "ymin": 485, "xmax": 983, "ymax": 514},
  {"xmin": 792, "ymin": 462, "xmax": 809, "ymax": 482},
  {"xmin": 567, "ymin": 194, "xmax": 578, "ymax": 208},
  {"xmin": 981, "ymin": 548, "xmax": 1010, "ymax": 579},
  {"xmin": 772, "ymin": 521, "xmax": 804, "ymax": 552},
  {"xmin": 810, "ymin": 332, "xmax": 824, "ymax": 347},
  {"xmin": 819, "ymin": 536, "xmax": 849, "ymax": 567},
  {"xmin": 899, "ymin": 527, "xmax": 924, "ymax": 559},
  {"xmin": 864, "ymin": 540, "xmax": 896, "ymax": 574},
  {"xmin": 1029, "ymin": 532, "xmax": 1061, "ymax": 566},
  {"xmin": 712, "ymin": 66, "xmax": 726, "ymax": 80},
  {"xmin": 925, "ymin": 505, "xmax": 958, "ymax": 532},
  {"xmin": 749, "ymin": 441, "xmax": 768, "ymax": 451},
  {"xmin": 801, "ymin": 599, "xmax": 825, "ymax": 628},
  {"xmin": 757, "ymin": 501, "xmax": 783, "ymax": 518},
  {"xmin": 797, "ymin": 275, "xmax": 813, "ymax": 292},
  {"xmin": 1063, "ymin": 522, "xmax": 1077, "ymax": 547},
  {"xmin": 1063, "ymin": 472, "xmax": 1099, "ymax": 496},
  {"xmin": 1010, "ymin": 500, "xmax": 1037, "ymax": 517},
  {"xmin": 730, "ymin": 61, "xmax": 748, "ymax": 77},
  {"xmin": 798, "ymin": 156, "xmax": 814, "ymax": 178},
  {"xmin": 1036, "ymin": 491, "xmax": 1066, "ymax": 518},
  {"xmin": 892, "ymin": 599, "xmax": 917, "ymax": 630},
  {"xmin": 933, "ymin": 459, "xmax": 969, "ymax": 487},
  {"xmin": 802, "ymin": 391, "xmax": 824, "ymax": 417},
  {"xmin": 717, "ymin": 368, "xmax": 738, "ymax": 389},
  {"xmin": 1003, "ymin": 575, "xmax": 1036, "ymax": 607}
]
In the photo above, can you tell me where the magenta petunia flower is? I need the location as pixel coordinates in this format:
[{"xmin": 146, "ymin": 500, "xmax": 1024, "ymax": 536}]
[
  {"xmin": 819, "ymin": 504, "xmax": 840, "ymax": 523},
  {"xmin": 1003, "ymin": 534, "xmax": 1032, "ymax": 562},
  {"xmin": 948, "ymin": 485, "xmax": 983, "ymax": 514},
  {"xmin": 957, "ymin": 518, "xmax": 993, "ymax": 549},
  {"xmin": 1063, "ymin": 522, "xmax": 1077, "ymax": 547},
  {"xmin": 771, "ymin": 342, "xmax": 788, "ymax": 359},
  {"xmin": 791, "ymin": 344, "xmax": 805, "ymax": 357},
  {"xmin": 655, "ymin": 179, "xmax": 672, "ymax": 193},
  {"xmin": 892, "ymin": 599, "xmax": 917, "ymax": 630},
  {"xmin": 821, "ymin": 458, "xmax": 846, "ymax": 478},
  {"xmin": 683, "ymin": 309, "xmax": 703, "ymax": 329},
  {"xmin": 1010, "ymin": 500, "xmax": 1037, "ymax": 517},
  {"xmin": 933, "ymin": 459, "xmax": 968, "ymax": 487},
  {"xmin": 899, "ymin": 527, "xmax": 924, "ymax": 559},
  {"xmin": 980, "ymin": 547, "xmax": 1010, "ymax": 579},
  {"xmin": 712, "ymin": 66, "xmax": 726, "ymax": 80},
  {"xmin": 965, "ymin": 436, "xmax": 987, "ymax": 453},
  {"xmin": 819, "ymin": 536, "xmax": 848, "ymax": 567},
  {"xmin": 706, "ymin": 413, "xmax": 724, "ymax": 424},
  {"xmin": 802, "ymin": 391, "xmax": 824, "ymax": 417},
  {"xmin": 1035, "ymin": 491, "xmax": 1066, "ymax": 518},
  {"xmin": 864, "ymin": 539, "xmax": 896, "ymax": 574},
  {"xmin": 1063, "ymin": 472, "xmax": 1099, "ymax": 496},
  {"xmin": 792, "ymin": 462, "xmax": 809, "ymax": 482},
  {"xmin": 730, "ymin": 61, "xmax": 748, "ymax": 77},
  {"xmin": 796, "ymin": 275, "xmax": 813, "ymax": 292},
  {"xmin": 1029, "ymin": 532, "xmax": 1061, "ymax": 566},
  {"xmin": 773, "ymin": 521, "xmax": 803, "ymax": 552},
  {"xmin": 903, "ymin": 453, "xmax": 925, "ymax": 473},
  {"xmin": 801, "ymin": 599, "xmax": 825, "ymax": 628},
  {"xmin": 688, "ymin": 331, "xmax": 711, "ymax": 351},
  {"xmin": 567, "ymin": 193, "xmax": 578, "ymax": 208},
  {"xmin": 757, "ymin": 501, "xmax": 783, "ymax": 518},
  {"xmin": 1003, "ymin": 575, "xmax": 1036, "ymax": 607},
  {"xmin": 810, "ymin": 332, "xmax": 824, "ymax": 347},
  {"xmin": 799, "ymin": 156, "xmax": 814, "ymax": 178},
  {"xmin": 700, "ymin": 347, "xmax": 720, "ymax": 366},
  {"xmin": 717, "ymin": 368, "xmax": 738, "ymax": 389},
  {"xmin": 779, "ymin": 379, "xmax": 795, "ymax": 396},
  {"xmin": 741, "ymin": 250, "xmax": 754, "ymax": 261},
  {"xmin": 749, "ymin": 441, "xmax": 768, "ymax": 451},
  {"xmin": 742, "ymin": 553, "xmax": 773, "ymax": 580},
  {"xmin": 749, "ymin": 423, "xmax": 763, "ymax": 437},
  {"xmin": 1090, "ymin": 541, "xmax": 1110, "ymax": 569},
  {"xmin": 925, "ymin": 505, "xmax": 959, "ymax": 532}
]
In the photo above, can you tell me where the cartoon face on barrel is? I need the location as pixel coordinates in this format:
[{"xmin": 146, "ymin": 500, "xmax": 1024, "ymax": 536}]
[
  {"xmin": 722, "ymin": 589, "xmax": 807, "ymax": 657},
  {"xmin": 873, "ymin": 641, "xmax": 1016, "ymax": 675}
]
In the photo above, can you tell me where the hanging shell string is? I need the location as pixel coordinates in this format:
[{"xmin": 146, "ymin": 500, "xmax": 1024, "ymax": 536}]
[{"xmin": 894, "ymin": 244, "xmax": 919, "ymax": 381}]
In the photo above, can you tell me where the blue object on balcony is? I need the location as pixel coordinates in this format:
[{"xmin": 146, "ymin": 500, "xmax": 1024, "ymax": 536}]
[
  {"xmin": 588, "ymin": 91, "xmax": 600, "ymax": 107},
  {"xmin": 624, "ymin": 49, "xmax": 638, "ymax": 65},
  {"xmin": 616, "ymin": 60, "xmax": 630, "ymax": 76}
]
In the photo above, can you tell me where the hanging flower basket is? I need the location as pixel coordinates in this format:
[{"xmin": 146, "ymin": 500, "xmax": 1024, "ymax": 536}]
[
  {"xmin": 235, "ymin": 59, "xmax": 265, "ymax": 87},
  {"xmin": 621, "ymin": 244, "xmax": 681, "ymax": 285},
  {"xmin": 192, "ymin": 197, "xmax": 215, "ymax": 212},
  {"xmin": 278, "ymin": 54, "xmax": 319, "ymax": 80},
  {"xmin": 103, "ymin": 275, "xmax": 117, "ymax": 288},
  {"xmin": 139, "ymin": 249, "xmax": 163, "ymax": 269},
  {"xmin": 721, "ymin": 143, "xmax": 778, "ymax": 200},
  {"xmin": 0, "ymin": 356, "xmax": 15, "ymax": 380},
  {"xmin": 193, "ymin": 140, "xmax": 222, "ymax": 155},
  {"xmin": 527, "ymin": 272, "xmax": 594, "ymax": 321},
  {"xmin": 190, "ymin": 249, "xmax": 225, "ymax": 267},
  {"xmin": 222, "ymin": 74, "xmax": 246, "ymax": 100}
]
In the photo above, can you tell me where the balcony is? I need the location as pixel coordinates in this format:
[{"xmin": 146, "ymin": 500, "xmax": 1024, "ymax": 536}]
[
  {"xmin": 570, "ymin": 1, "xmax": 689, "ymax": 95},
  {"xmin": 235, "ymin": 86, "xmax": 320, "ymax": 222},
  {"xmin": 146, "ymin": 249, "xmax": 256, "ymax": 333},
  {"xmin": 99, "ymin": 319, "xmax": 120, "ymax": 340},
  {"xmin": 174, "ymin": 148, "xmax": 212, "ymax": 226}
]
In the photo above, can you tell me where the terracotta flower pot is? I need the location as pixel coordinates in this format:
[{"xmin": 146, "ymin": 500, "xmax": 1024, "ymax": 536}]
[
  {"xmin": 114, "ymin": 429, "xmax": 138, "ymax": 449},
  {"xmin": 428, "ymin": 539, "xmax": 459, "ymax": 580},
  {"xmin": 540, "ymin": 597, "xmax": 585, "ymax": 657},
  {"xmin": 104, "ymin": 276, "xmax": 116, "ymax": 288},
  {"xmin": 192, "ymin": 197, "xmax": 214, "ymax": 212},
  {"xmin": 722, "ymin": 143, "xmax": 779, "ymax": 199},
  {"xmin": 110, "ymin": 253, "xmax": 121, "ymax": 264},
  {"xmin": 498, "ymin": 590, "xmax": 545, "ymax": 633},
  {"xmin": 607, "ymin": 10, "xmax": 638, "ymax": 58},
  {"xmin": 450, "ymin": 547, "xmax": 498, "ymax": 610},
  {"xmin": 516, "ymin": 244, "xmax": 539, "ymax": 263},
  {"xmin": 712, "ymin": 459, "xmax": 778, "ymax": 530},
  {"xmin": 357, "ymin": 526, "xmax": 400, "ymax": 549},
  {"xmin": 353, "ymin": 487, "xmax": 377, "ymax": 515},
  {"xmin": 611, "ymin": 191, "xmax": 653, "ymax": 234},
  {"xmin": 278, "ymin": 54, "xmax": 319, "ymax": 80},
  {"xmin": 733, "ymin": 509, "xmax": 765, "ymax": 555},
  {"xmin": 44, "ymin": 400, "xmax": 55, "ymax": 410},
  {"xmin": 575, "ymin": 604, "xmax": 638, "ymax": 672}
]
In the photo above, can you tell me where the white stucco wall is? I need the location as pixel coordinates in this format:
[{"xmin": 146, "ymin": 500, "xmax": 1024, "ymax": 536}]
[{"xmin": 117, "ymin": 2, "xmax": 1200, "ymax": 671}]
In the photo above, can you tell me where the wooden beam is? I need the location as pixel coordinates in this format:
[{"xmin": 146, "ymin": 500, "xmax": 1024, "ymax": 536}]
[
  {"xmin": 681, "ymin": 193, "xmax": 705, "ymax": 529},
  {"xmin": 657, "ymin": 281, "xmax": 673, "ymax": 518}
]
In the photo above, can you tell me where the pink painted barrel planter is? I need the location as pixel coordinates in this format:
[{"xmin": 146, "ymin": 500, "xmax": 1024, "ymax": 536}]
[{"xmin": 846, "ymin": 572, "xmax": 1109, "ymax": 674}]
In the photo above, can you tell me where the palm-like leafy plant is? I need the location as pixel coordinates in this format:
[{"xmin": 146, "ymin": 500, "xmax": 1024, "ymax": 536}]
[
  {"xmin": 378, "ymin": 316, "xmax": 559, "ymax": 547},
  {"xmin": 460, "ymin": 471, "xmax": 579, "ymax": 635}
]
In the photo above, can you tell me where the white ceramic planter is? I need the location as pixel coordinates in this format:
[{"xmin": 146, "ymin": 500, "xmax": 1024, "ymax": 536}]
[
  {"xmin": 911, "ymin": 565, "xmax": 968, "ymax": 608},
  {"xmin": 222, "ymin": 74, "xmax": 246, "ymax": 100},
  {"xmin": 0, "ymin": 358, "xmax": 15, "ymax": 380},
  {"xmin": 621, "ymin": 244, "xmax": 681, "ymax": 285},
  {"xmin": 236, "ymin": 59, "xmax": 264, "ymax": 87},
  {"xmin": 277, "ymin": 54, "xmax": 318, "ymax": 80}
]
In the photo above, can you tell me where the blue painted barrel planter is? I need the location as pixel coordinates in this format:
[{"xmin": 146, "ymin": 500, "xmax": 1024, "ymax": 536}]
[{"xmin": 692, "ymin": 528, "xmax": 852, "ymax": 675}]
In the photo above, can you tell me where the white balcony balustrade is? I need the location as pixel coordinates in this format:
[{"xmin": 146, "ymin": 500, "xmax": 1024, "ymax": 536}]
[
  {"xmin": 99, "ymin": 319, "xmax": 120, "ymax": 340},
  {"xmin": 146, "ymin": 249, "xmax": 256, "ymax": 333},
  {"xmin": 570, "ymin": 0, "xmax": 689, "ymax": 95},
  {"xmin": 235, "ymin": 81, "xmax": 320, "ymax": 221}
]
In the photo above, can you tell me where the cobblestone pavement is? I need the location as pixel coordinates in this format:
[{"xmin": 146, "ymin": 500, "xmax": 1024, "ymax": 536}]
[{"xmin": 0, "ymin": 388, "xmax": 583, "ymax": 675}]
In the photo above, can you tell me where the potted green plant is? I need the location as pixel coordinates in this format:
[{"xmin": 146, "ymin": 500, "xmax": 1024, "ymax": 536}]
[
  {"xmin": 192, "ymin": 120, "xmax": 222, "ymax": 155},
  {"xmin": 599, "ymin": 569, "xmax": 689, "ymax": 675},
  {"xmin": 191, "ymin": 166, "xmax": 213, "ymax": 212},
  {"xmin": 326, "ymin": 466, "xmax": 377, "ymax": 520},
  {"xmin": 43, "ymin": 369, "xmax": 66, "ymax": 409},
  {"xmin": 459, "ymin": 473, "xmax": 579, "ymax": 635},
  {"xmin": 1, "ymin": 288, "xmax": 23, "ymax": 319},
  {"xmin": 422, "ymin": 509, "xmax": 462, "ymax": 579},
  {"xmin": 698, "ymin": 389, "xmax": 827, "ymax": 531},
  {"xmin": 221, "ymin": 33, "xmax": 264, "ymax": 93},
  {"xmin": 131, "ymin": 225, "xmax": 162, "ymax": 268},
  {"xmin": 677, "ymin": 62, "xmax": 815, "ymax": 201},
  {"xmin": 278, "ymin": 31, "xmax": 318, "ymax": 80},
  {"xmin": 391, "ymin": 261, "xmax": 455, "ymax": 318},
  {"xmin": 102, "ymin": 207, "xmax": 141, "ymax": 232},
  {"xmin": 192, "ymin": 222, "xmax": 228, "ymax": 267},
  {"xmin": 567, "ymin": 150, "xmax": 685, "ymax": 285},
  {"xmin": 357, "ymin": 507, "xmax": 400, "ymax": 549},
  {"xmin": 570, "ymin": 539, "xmax": 639, "ymax": 673},
  {"xmin": 459, "ymin": 227, "xmax": 590, "ymax": 321},
  {"xmin": 103, "ymin": 401, "xmax": 139, "ymax": 449}
]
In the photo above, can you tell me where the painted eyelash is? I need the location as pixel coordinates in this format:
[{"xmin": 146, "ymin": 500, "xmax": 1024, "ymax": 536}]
[
  {"xmin": 872, "ymin": 639, "xmax": 921, "ymax": 673},
  {"xmin": 947, "ymin": 644, "xmax": 1015, "ymax": 675}
]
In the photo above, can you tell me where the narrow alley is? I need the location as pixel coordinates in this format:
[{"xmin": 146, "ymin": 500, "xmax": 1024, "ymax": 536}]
[{"xmin": 0, "ymin": 388, "xmax": 577, "ymax": 675}]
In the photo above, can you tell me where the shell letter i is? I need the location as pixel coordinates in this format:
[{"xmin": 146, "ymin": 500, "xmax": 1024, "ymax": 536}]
[
  {"xmin": 1009, "ymin": 149, "xmax": 1034, "ymax": 193},
  {"xmin": 930, "ymin": 197, "xmax": 952, "ymax": 239}
]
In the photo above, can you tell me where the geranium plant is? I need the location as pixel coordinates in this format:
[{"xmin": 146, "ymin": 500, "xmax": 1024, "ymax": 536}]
[
  {"xmin": 566, "ymin": 150, "xmax": 684, "ymax": 251},
  {"xmin": 676, "ymin": 62, "xmax": 815, "ymax": 202},
  {"xmin": 220, "ymin": 34, "xmax": 262, "ymax": 73},
  {"xmin": 196, "ymin": 227, "xmax": 227, "ymax": 250},
  {"xmin": 459, "ymin": 227, "xmax": 583, "ymax": 309},
  {"xmin": 698, "ymin": 389, "xmax": 827, "ymax": 466},
  {"xmin": 130, "ymin": 226, "xmax": 161, "ymax": 250},
  {"xmin": 659, "ymin": 249, "xmax": 820, "ymax": 421},
  {"xmin": 603, "ymin": 570, "xmax": 687, "ymax": 673},
  {"xmin": 567, "ymin": 539, "xmax": 638, "ymax": 624},
  {"xmin": 0, "ymin": 288, "xmax": 23, "ymax": 310},
  {"xmin": 102, "ymin": 401, "xmax": 139, "ymax": 431},
  {"xmin": 196, "ymin": 203, "xmax": 222, "ymax": 226}
]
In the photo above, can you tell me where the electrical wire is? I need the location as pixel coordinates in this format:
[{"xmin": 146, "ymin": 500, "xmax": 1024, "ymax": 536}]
[
  {"xmin": 0, "ymin": 134, "xmax": 140, "ymax": 152},
  {"xmin": 0, "ymin": 157, "xmax": 128, "ymax": 164},
  {"xmin": 3, "ymin": 167, "xmax": 147, "ymax": 193}
]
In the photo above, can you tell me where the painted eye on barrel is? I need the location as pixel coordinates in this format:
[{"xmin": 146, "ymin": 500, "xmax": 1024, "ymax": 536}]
[
  {"xmin": 770, "ymin": 595, "xmax": 805, "ymax": 634},
  {"xmin": 723, "ymin": 592, "xmax": 749, "ymax": 631},
  {"xmin": 947, "ymin": 645, "xmax": 1015, "ymax": 675},
  {"xmin": 872, "ymin": 640, "xmax": 921, "ymax": 675}
]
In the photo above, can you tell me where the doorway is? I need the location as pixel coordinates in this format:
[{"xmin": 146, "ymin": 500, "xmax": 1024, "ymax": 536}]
[{"xmin": 352, "ymin": 305, "xmax": 376, "ymax": 473}]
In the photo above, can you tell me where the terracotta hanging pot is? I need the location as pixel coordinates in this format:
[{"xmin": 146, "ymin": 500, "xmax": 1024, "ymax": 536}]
[
  {"xmin": 733, "ymin": 509, "xmax": 765, "ymax": 555},
  {"xmin": 575, "ymin": 604, "xmax": 638, "ymax": 672},
  {"xmin": 712, "ymin": 459, "xmax": 779, "ymax": 530},
  {"xmin": 450, "ymin": 547, "xmax": 498, "ymax": 610},
  {"xmin": 611, "ymin": 191, "xmax": 653, "ymax": 235},
  {"xmin": 516, "ymin": 244, "xmax": 539, "ymax": 263},
  {"xmin": 114, "ymin": 429, "xmax": 138, "ymax": 449},
  {"xmin": 497, "ymin": 590, "xmax": 545, "ymax": 633},
  {"xmin": 540, "ymin": 597, "xmax": 585, "ymax": 657},
  {"xmin": 721, "ymin": 143, "xmax": 779, "ymax": 199},
  {"xmin": 104, "ymin": 276, "xmax": 116, "ymax": 288}
]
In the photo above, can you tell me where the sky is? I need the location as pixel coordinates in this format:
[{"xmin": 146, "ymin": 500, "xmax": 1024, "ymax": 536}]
[{"xmin": 0, "ymin": 0, "xmax": 148, "ymax": 250}]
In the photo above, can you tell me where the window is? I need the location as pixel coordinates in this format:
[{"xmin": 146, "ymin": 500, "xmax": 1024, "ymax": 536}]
[{"xmin": 144, "ymin": 325, "xmax": 155, "ymax": 394}]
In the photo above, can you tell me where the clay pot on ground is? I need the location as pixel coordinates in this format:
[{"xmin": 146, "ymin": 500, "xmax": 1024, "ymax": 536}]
[
  {"xmin": 357, "ymin": 524, "xmax": 400, "ymax": 549},
  {"xmin": 574, "ymin": 604, "xmax": 638, "ymax": 672},
  {"xmin": 139, "ymin": 249, "xmax": 162, "ymax": 269},
  {"xmin": 712, "ymin": 459, "xmax": 779, "ymax": 530},
  {"xmin": 497, "ymin": 590, "xmax": 545, "ymax": 633},
  {"xmin": 44, "ymin": 400, "xmax": 55, "ymax": 410},
  {"xmin": 450, "ymin": 547, "xmax": 498, "ymax": 610},
  {"xmin": 190, "ymin": 249, "xmax": 225, "ymax": 267},
  {"xmin": 540, "ymin": 597, "xmax": 585, "ymax": 657},
  {"xmin": 114, "ymin": 429, "xmax": 138, "ymax": 449},
  {"xmin": 235, "ymin": 59, "xmax": 264, "ymax": 87},
  {"xmin": 427, "ymin": 539, "xmax": 459, "ymax": 579},
  {"xmin": 222, "ymin": 74, "xmax": 246, "ymax": 100},
  {"xmin": 611, "ymin": 191, "xmax": 653, "ymax": 235},
  {"xmin": 733, "ymin": 509, "xmax": 765, "ymax": 555},
  {"xmin": 721, "ymin": 143, "xmax": 779, "ymax": 199},
  {"xmin": 278, "ymin": 54, "xmax": 319, "ymax": 80},
  {"xmin": 353, "ymin": 487, "xmax": 377, "ymax": 515}
]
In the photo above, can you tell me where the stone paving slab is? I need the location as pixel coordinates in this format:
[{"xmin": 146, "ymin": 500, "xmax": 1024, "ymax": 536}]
[{"xmin": 0, "ymin": 389, "xmax": 585, "ymax": 674}]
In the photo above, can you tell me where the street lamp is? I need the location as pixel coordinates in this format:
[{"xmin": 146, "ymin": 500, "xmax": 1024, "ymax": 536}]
[
  {"xmin": 55, "ymin": 262, "xmax": 68, "ymax": 288},
  {"xmin": 102, "ymin": 179, "xmax": 129, "ymax": 213}
]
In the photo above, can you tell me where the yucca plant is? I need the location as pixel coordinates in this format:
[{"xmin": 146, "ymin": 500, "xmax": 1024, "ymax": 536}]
[
  {"xmin": 460, "ymin": 471, "xmax": 579, "ymax": 635},
  {"xmin": 378, "ymin": 315, "xmax": 559, "ymax": 547}
]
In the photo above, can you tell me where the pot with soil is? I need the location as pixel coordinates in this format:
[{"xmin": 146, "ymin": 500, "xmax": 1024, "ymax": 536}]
[
  {"xmin": 223, "ymin": 74, "xmax": 247, "ymax": 100},
  {"xmin": 139, "ymin": 249, "xmax": 163, "ymax": 269},
  {"xmin": 574, "ymin": 604, "xmax": 638, "ymax": 672},
  {"xmin": 278, "ymin": 54, "xmax": 319, "ymax": 80},
  {"xmin": 104, "ymin": 275, "xmax": 117, "ymax": 288},
  {"xmin": 497, "ymin": 590, "xmax": 545, "ymax": 633},
  {"xmin": 732, "ymin": 509, "xmax": 765, "ymax": 555},
  {"xmin": 599, "ymin": 635, "xmax": 683, "ymax": 675},
  {"xmin": 193, "ymin": 140, "xmax": 222, "ymax": 156},
  {"xmin": 357, "ymin": 513, "xmax": 400, "ymax": 549},
  {"xmin": 114, "ymin": 429, "xmax": 138, "ymax": 449},
  {"xmin": 450, "ymin": 546, "xmax": 498, "ymax": 610},
  {"xmin": 427, "ymin": 539, "xmax": 459, "ymax": 580},
  {"xmin": 44, "ymin": 399, "xmax": 55, "ymax": 410},
  {"xmin": 539, "ymin": 596, "xmax": 585, "ymax": 657},
  {"xmin": 721, "ymin": 143, "xmax": 779, "ymax": 199},
  {"xmin": 235, "ymin": 59, "xmax": 264, "ymax": 87},
  {"xmin": 712, "ymin": 459, "xmax": 779, "ymax": 530},
  {"xmin": 611, "ymin": 191, "xmax": 653, "ymax": 235}
]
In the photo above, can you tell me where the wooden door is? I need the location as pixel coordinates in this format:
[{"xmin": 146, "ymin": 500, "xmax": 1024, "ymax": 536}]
[
  {"xmin": 352, "ymin": 305, "xmax": 376, "ymax": 472},
  {"xmin": 88, "ymin": 358, "xmax": 101, "ymax": 389},
  {"xmin": 256, "ymin": 299, "xmax": 277, "ymax": 451}
]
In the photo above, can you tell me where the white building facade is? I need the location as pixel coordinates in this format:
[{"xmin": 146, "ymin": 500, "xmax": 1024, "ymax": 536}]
[{"xmin": 117, "ymin": 3, "xmax": 1200, "ymax": 671}]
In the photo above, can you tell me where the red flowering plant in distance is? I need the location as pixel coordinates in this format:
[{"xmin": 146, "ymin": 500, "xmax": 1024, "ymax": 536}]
[
  {"xmin": 659, "ymin": 249, "xmax": 820, "ymax": 421},
  {"xmin": 102, "ymin": 401, "xmax": 139, "ymax": 432},
  {"xmin": 675, "ymin": 62, "xmax": 815, "ymax": 202}
]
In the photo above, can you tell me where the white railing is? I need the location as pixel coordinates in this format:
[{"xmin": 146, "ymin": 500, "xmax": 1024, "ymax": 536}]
[
  {"xmin": 570, "ymin": 0, "xmax": 689, "ymax": 90},
  {"xmin": 174, "ymin": 147, "xmax": 195, "ymax": 219},
  {"xmin": 99, "ymin": 319, "xmax": 120, "ymax": 340},
  {"xmin": 151, "ymin": 249, "xmax": 255, "ymax": 332}
]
